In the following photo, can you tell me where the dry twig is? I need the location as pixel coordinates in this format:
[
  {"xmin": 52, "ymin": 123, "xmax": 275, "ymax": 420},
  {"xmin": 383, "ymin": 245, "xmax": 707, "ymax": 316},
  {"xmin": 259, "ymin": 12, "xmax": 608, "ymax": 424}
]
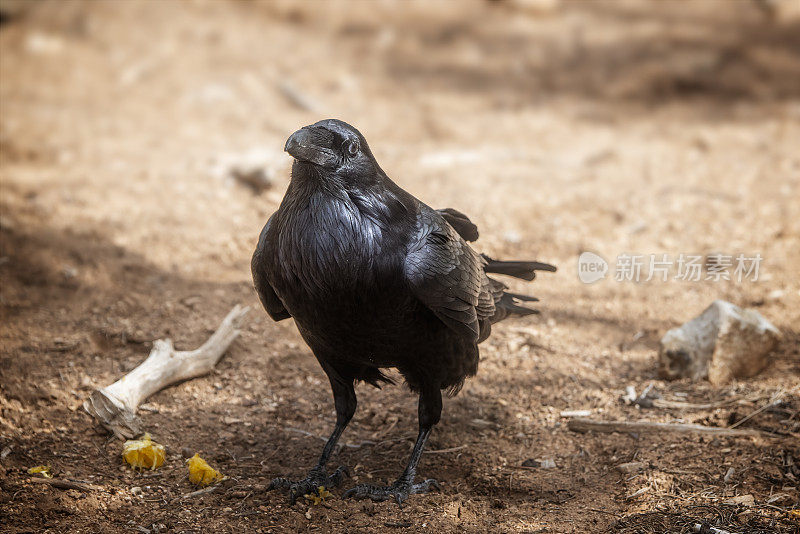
[
  {"xmin": 728, "ymin": 390, "xmax": 783, "ymax": 429},
  {"xmin": 423, "ymin": 444, "xmax": 467, "ymax": 454},
  {"xmin": 179, "ymin": 486, "xmax": 218, "ymax": 500},
  {"xmin": 29, "ymin": 478, "xmax": 99, "ymax": 492},
  {"xmin": 567, "ymin": 418, "xmax": 765, "ymax": 437}
]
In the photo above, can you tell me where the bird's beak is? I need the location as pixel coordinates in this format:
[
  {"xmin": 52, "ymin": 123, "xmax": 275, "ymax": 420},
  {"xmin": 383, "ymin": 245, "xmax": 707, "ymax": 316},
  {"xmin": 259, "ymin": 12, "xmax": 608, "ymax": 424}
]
[{"xmin": 284, "ymin": 128, "xmax": 338, "ymax": 168}]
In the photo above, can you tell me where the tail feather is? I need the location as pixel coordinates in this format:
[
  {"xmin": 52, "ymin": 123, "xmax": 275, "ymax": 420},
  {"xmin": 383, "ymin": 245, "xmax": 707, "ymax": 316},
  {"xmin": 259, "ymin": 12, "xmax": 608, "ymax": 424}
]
[
  {"xmin": 502, "ymin": 302, "xmax": 540, "ymax": 316},
  {"xmin": 499, "ymin": 292, "xmax": 540, "ymax": 316},
  {"xmin": 505, "ymin": 292, "xmax": 539, "ymax": 302},
  {"xmin": 488, "ymin": 291, "xmax": 540, "ymax": 327},
  {"xmin": 480, "ymin": 255, "xmax": 556, "ymax": 336},
  {"xmin": 482, "ymin": 254, "xmax": 557, "ymax": 281}
]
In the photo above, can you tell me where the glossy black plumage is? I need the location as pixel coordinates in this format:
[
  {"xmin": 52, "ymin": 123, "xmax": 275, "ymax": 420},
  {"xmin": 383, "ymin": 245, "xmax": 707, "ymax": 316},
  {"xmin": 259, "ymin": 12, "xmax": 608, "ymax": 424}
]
[{"xmin": 251, "ymin": 119, "xmax": 555, "ymax": 504}]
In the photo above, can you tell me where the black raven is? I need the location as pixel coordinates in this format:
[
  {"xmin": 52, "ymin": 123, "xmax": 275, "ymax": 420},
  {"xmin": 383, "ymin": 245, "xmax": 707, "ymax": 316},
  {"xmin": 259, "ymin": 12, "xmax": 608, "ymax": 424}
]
[{"xmin": 251, "ymin": 119, "xmax": 555, "ymax": 504}]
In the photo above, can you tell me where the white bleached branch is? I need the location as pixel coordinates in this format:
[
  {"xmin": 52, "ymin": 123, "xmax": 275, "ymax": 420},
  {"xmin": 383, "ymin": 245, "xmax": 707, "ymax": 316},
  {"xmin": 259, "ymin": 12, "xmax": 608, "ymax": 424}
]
[{"xmin": 83, "ymin": 305, "xmax": 249, "ymax": 439}]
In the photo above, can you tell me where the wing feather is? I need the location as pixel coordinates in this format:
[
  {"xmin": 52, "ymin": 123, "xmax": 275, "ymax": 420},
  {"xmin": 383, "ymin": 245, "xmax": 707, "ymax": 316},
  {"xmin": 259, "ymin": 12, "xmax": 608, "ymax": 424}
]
[
  {"xmin": 437, "ymin": 207, "xmax": 479, "ymax": 242},
  {"xmin": 405, "ymin": 205, "xmax": 493, "ymax": 341},
  {"xmin": 251, "ymin": 215, "xmax": 291, "ymax": 321}
]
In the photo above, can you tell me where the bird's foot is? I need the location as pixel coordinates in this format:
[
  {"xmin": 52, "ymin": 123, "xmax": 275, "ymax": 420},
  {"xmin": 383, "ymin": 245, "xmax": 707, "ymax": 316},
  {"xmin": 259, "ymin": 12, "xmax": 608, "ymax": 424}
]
[
  {"xmin": 268, "ymin": 465, "xmax": 349, "ymax": 504},
  {"xmin": 344, "ymin": 477, "xmax": 440, "ymax": 506}
]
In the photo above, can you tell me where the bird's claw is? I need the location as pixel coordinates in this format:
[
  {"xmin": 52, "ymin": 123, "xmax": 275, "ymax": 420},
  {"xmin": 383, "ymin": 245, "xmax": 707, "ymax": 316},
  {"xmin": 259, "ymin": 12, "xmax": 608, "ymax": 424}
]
[
  {"xmin": 343, "ymin": 478, "xmax": 440, "ymax": 506},
  {"xmin": 267, "ymin": 465, "xmax": 349, "ymax": 504}
]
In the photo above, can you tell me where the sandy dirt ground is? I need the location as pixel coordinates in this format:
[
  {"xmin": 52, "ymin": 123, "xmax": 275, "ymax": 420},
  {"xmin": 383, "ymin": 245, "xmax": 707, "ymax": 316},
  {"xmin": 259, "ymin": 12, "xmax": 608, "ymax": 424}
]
[{"xmin": 1, "ymin": 1, "xmax": 799, "ymax": 532}]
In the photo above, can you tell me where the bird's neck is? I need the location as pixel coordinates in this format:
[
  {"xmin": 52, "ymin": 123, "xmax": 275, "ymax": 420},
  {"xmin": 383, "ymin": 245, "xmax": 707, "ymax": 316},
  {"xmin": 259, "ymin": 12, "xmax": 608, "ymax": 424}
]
[
  {"xmin": 285, "ymin": 164, "xmax": 412, "ymax": 229},
  {"xmin": 287, "ymin": 162, "xmax": 345, "ymax": 199}
]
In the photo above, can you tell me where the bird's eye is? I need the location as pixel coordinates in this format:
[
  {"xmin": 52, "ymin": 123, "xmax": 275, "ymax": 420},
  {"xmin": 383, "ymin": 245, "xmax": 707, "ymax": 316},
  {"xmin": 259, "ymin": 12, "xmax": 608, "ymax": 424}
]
[{"xmin": 346, "ymin": 140, "xmax": 359, "ymax": 157}]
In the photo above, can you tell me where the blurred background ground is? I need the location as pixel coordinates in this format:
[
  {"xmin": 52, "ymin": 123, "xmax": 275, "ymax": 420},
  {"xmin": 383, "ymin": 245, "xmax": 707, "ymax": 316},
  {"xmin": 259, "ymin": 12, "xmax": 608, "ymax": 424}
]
[{"xmin": 0, "ymin": 0, "xmax": 799, "ymax": 532}]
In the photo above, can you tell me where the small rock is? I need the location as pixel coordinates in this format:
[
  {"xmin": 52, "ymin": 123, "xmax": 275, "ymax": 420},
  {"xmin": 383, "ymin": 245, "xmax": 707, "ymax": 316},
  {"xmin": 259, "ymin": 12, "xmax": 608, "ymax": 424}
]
[
  {"xmin": 503, "ymin": 231, "xmax": 521, "ymax": 244},
  {"xmin": 616, "ymin": 461, "xmax": 645, "ymax": 474},
  {"xmin": 723, "ymin": 467, "xmax": 735, "ymax": 483},
  {"xmin": 230, "ymin": 166, "xmax": 273, "ymax": 193},
  {"xmin": 724, "ymin": 494, "xmax": 755, "ymax": 506},
  {"xmin": 504, "ymin": 0, "xmax": 561, "ymax": 15},
  {"xmin": 522, "ymin": 458, "xmax": 556, "ymax": 469},
  {"xmin": 61, "ymin": 266, "xmax": 78, "ymax": 280},
  {"xmin": 130, "ymin": 486, "xmax": 143, "ymax": 497},
  {"xmin": 25, "ymin": 32, "xmax": 64, "ymax": 55},
  {"xmin": 470, "ymin": 418, "xmax": 499, "ymax": 430},
  {"xmin": 659, "ymin": 300, "xmax": 780, "ymax": 385},
  {"xmin": 278, "ymin": 80, "xmax": 322, "ymax": 113},
  {"xmin": 766, "ymin": 289, "xmax": 785, "ymax": 301},
  {"xmin": 626, "ymin": 220, "xmax": 648, "ymax": 235}
]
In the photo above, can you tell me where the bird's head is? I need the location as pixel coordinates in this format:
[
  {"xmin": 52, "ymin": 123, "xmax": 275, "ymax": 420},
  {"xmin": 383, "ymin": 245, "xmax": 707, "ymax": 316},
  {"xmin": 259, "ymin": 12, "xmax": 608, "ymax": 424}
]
[{"xmin": 284, "ymin": 119, "xmax": 381, "ymax": 181}]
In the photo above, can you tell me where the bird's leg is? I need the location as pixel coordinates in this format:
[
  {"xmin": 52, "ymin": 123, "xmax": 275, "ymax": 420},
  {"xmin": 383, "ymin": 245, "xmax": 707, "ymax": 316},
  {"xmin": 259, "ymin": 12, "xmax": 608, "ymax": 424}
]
[
  {"xmin": 268, "ymin": 377, "xmax": 355, "ymax": 504},
  {"xmin": 345, "ymin": 386, "xmax": 442, "ymax": 505}
]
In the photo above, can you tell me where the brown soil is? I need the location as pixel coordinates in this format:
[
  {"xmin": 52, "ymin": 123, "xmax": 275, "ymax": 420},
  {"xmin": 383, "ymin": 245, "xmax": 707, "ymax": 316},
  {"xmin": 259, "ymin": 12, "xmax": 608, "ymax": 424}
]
[{"xmin": 1, "ymin": 1, "xmax": 799, "ymax": 532}]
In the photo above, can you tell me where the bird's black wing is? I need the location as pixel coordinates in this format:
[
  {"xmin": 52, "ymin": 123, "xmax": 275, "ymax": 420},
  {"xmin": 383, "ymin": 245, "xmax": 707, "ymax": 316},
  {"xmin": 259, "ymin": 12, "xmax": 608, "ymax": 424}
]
[
  {"xmin": 405, "ymin": 205, "xmax": 494, "ymax": 342},
  {"xmin": 251, "ymin": 215, "xmax": 291, "ymax": 322},
  {"xmin": 436, "ymin": 208, "xmax": 479, "ymax": 242}
]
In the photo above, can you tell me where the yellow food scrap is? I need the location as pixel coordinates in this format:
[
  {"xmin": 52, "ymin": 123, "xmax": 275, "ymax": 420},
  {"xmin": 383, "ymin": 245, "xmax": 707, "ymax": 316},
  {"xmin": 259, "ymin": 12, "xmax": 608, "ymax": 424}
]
[
  {"xmin": 304, "ymin": 486, "xmax": 332, "ymax": 505},
  {"xmin": 789, "ymin": 509, "xmax": 800, "ymax": 521},
  {"xmin": 186, "ymin": 453, "xmax": 224, "ymax": 486},
  {"xmin": 122, "ymin": 433, "xmax": 166, "ymax": 470},
  {"xmin": 27, "ymin": 465, "xmax": 52, "ymax": 478}
]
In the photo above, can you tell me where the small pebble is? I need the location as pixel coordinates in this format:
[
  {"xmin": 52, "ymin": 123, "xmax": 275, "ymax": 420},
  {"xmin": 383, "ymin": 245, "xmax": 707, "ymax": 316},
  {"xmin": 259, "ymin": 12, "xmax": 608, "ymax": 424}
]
[{"xmin": 616, "ymin": 461, "xmax": 645, "ymax": 474}]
